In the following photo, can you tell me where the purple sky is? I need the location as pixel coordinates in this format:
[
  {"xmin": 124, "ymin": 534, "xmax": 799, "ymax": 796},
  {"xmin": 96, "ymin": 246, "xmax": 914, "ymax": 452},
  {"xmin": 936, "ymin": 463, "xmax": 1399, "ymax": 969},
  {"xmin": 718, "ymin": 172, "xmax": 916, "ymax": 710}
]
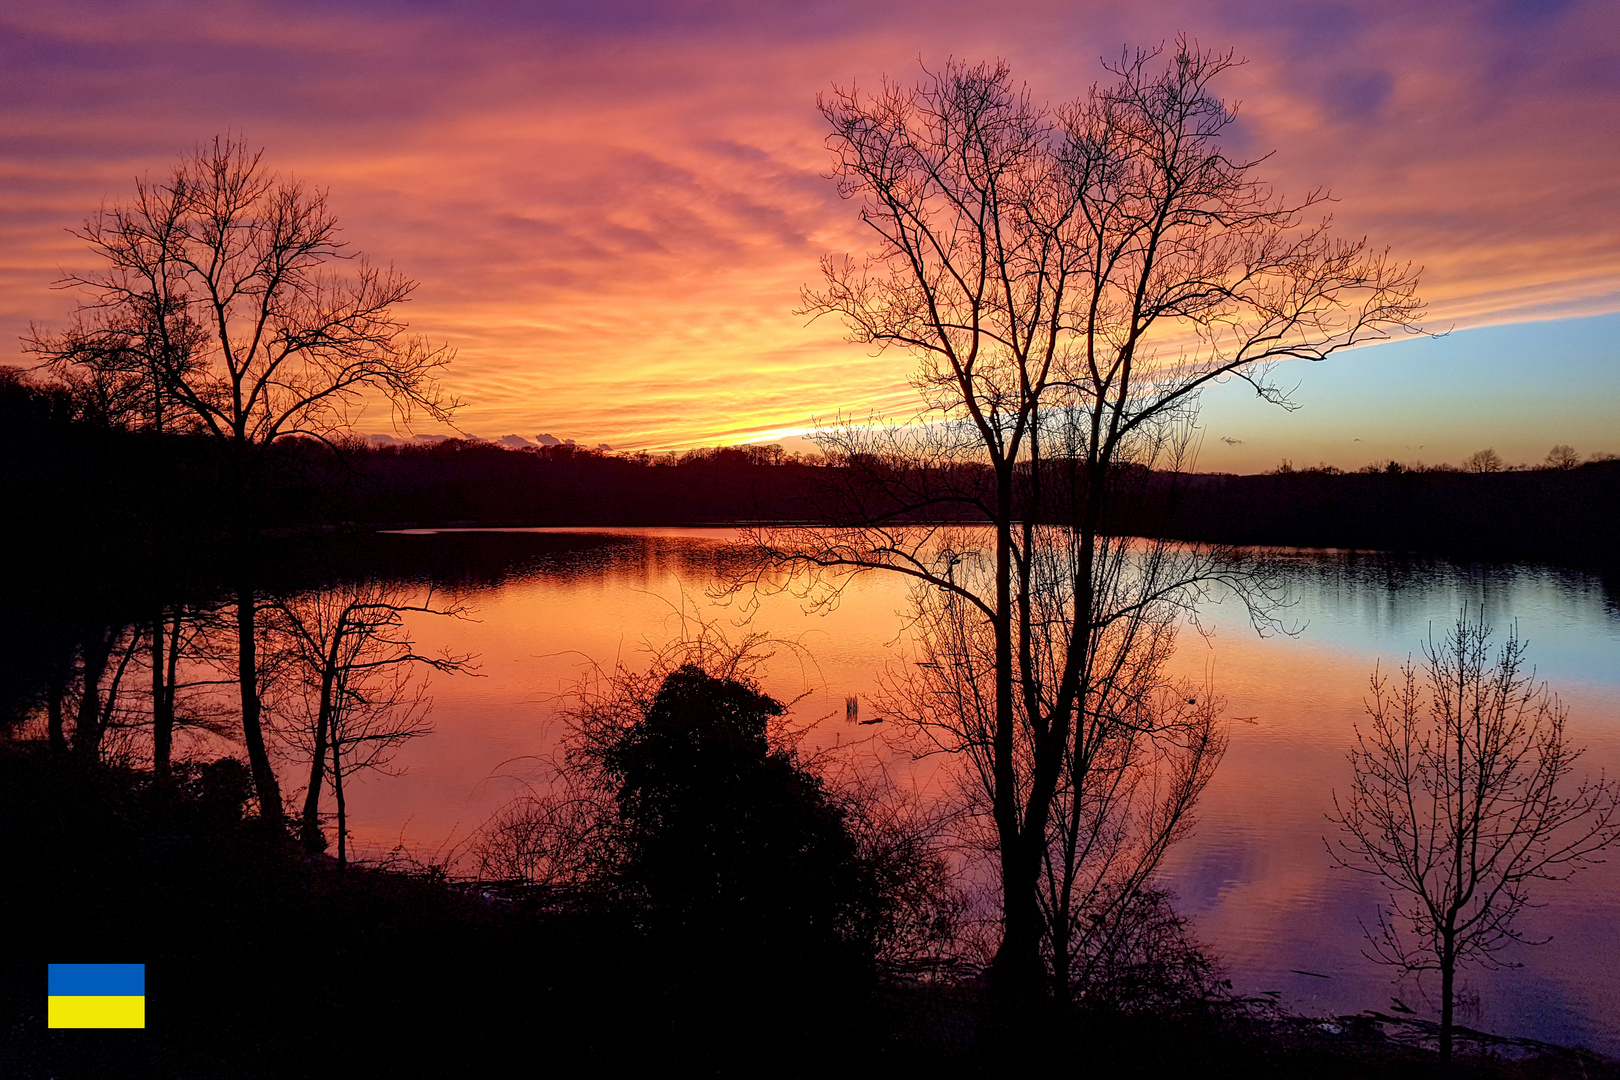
[{"xmin": 3, "ymin": 0, "xmax": 1617, "ymax": 468}]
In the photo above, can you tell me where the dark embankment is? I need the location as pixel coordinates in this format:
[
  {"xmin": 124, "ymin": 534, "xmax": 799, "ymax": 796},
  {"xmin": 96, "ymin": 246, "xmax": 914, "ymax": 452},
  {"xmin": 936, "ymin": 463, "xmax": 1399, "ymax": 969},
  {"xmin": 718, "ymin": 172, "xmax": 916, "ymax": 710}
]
[
  {"xmin": 2, "ymin": 742, "xmax": 1614, "ymax": 1078},
  {"xmin": 0, "ymin": 743, "xmax": 884, "ymax": 1078}
]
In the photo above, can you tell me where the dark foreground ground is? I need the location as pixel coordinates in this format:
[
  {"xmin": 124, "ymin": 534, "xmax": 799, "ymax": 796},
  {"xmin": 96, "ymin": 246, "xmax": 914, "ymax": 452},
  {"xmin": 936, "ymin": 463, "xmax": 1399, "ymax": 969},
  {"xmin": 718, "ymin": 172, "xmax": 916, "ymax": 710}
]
[{"xmin": 1, "ymin": 743, "xmax": 1612, "ymax": 1079}]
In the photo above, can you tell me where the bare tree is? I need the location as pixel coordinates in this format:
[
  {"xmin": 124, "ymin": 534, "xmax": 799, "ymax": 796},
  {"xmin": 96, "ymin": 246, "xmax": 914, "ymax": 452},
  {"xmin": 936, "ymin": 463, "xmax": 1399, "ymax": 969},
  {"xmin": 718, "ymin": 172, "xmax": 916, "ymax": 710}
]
[
  {"xmin": 140, "ymin": 602, "xmax": 245, "ymax": 769},
  {"xmin": 1464, "ymin": 448, "xmax": 1503, "ymax": 473},
  {"xmin": 79, "ymin": 605, "xmax": 234, "ymax": 768},
  {"xmin": 472, "ymin": 784, "xmax": 616, "ymax": 890},
  {"xmin": 738, "ymin": 39, "xmax": 1422, "ymax": 1001},
  {"xmin": 267, "ymin": 582, "xmax": 473, "ymax": 863},
  {"xmin": 1328, "ymin": 612, "xmax": 1620, "ymax": 1068},
  {"xmin": 1544, "ymin": 444, "xmax": 1580, "ymax": 470},
  {"xmin": 28, "ymin": 138, "xmax": 458, "ymax": 824},
  {"xmin": 24, "ymin": 291, "xmax": 209, "ymax": 438},
  {"xmin": 149, "ymin": 605, "xmax": 185, "ymax": 780}
]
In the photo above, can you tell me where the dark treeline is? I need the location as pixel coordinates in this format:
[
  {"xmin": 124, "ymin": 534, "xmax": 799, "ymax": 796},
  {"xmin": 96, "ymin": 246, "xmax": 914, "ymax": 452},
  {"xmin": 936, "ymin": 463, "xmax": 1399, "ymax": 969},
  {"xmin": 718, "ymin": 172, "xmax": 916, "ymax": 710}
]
[
  {"xmin": 0, "ymin": 363, "xmax": 827, "ymax": 543},
  {"xmin": 7, "ymin": 367, "xmax": 1616, "ymax": 570},
  {"xmin": 1138, "ymin": 462, "xmax": 1620, "ymax": 566}
]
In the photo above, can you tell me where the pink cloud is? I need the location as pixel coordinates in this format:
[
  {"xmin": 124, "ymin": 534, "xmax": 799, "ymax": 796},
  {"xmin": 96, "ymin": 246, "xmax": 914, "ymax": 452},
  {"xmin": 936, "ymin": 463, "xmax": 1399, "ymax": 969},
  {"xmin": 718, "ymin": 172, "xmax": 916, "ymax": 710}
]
[{"xmin": 3, "ymin": 0, "xmax": 1616, "ymax": 449}]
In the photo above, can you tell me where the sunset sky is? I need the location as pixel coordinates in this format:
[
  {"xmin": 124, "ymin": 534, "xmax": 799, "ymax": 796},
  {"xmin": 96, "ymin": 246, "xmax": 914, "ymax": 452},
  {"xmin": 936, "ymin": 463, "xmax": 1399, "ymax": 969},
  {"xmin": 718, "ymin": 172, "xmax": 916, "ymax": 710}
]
[{"xmin": 2, "ymin": 0, "xmax": 1616, "ymax": 472}]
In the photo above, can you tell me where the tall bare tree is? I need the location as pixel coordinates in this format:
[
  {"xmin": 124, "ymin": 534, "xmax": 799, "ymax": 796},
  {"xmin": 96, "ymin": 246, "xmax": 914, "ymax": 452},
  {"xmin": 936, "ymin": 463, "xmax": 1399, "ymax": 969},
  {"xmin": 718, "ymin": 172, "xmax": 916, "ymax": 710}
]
[
  {"xmin": 29, "ymin": 138, "xmax": 458, "ymax": 823},
  {"xmin": 1329, "ymin": 612, "xmax": 1620, "ymax": 1068},
  {"xmin": 741, "ymin": 39, "xmax": 1422, "ymax": 1001}
]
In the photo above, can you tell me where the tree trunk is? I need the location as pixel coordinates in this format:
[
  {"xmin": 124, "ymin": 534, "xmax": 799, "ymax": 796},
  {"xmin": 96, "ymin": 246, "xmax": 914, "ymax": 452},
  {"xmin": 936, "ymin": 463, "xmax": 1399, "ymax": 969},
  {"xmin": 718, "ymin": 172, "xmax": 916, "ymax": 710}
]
[
  {"xmin": 236, "ymin": 577, "xmax": 283, "ymax": 827},
  {"xmin": 1051, "ymin": 907, "xmax": 1073, "ymax": 1006},
  {"xmin": 300, "ymin": 667, "xmax": 337, "ymax": 853},
  {"xmin": 1440, "ymin": 935, "xmax": 1455, "ymax": 1071},
  {"xmin": 46, "ymin": 673, "xmax": 68, "ymax": 755},
  {"xmin": 72, "ymin": 626, "xmax": 112, "ymax": 758},
  {"xmin": 992, "ymin": 838, "xmax": 1047, "ymax": 1000},
  {"xmin": 152, "ymin": 610, "xmax": 172, "ymax": 781},
  {"xmin": 150, "ymin": 392, "xmax": 172, "ymax": 781},
  {"xmin": 165, "ymin": 610, "xmax": 182, "ymax": 760},
  {"xmin": 332, "ymin": 738, "xmax": 346, "ymax": 870},
  {"xmin": 99, "ymin": 632, "xmax": 137, "ymax": 745},
  {"xmin": 988, "ymin": 466, "xmax": 1047, "ymax": 1003}
]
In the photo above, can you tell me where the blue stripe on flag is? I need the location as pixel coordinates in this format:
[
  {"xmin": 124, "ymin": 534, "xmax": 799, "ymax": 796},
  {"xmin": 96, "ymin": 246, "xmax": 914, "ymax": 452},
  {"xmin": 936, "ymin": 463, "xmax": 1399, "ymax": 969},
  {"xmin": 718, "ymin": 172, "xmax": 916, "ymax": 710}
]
[{"xmin": 48, "ymin": 964, "xmax": 145, "ymax": 997}]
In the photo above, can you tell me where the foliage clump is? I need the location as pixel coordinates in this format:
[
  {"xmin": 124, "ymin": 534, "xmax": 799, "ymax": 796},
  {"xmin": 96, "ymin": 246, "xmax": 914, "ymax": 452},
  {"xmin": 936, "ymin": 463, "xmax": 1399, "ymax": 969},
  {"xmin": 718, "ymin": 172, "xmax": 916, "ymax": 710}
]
[
  {"xmin": 605, "ymin": 665, "xmax": 883, "ymax": 984},
  {"xmin": 474, "ymin": 645, "xmax": 964, "ymax": 1004}
]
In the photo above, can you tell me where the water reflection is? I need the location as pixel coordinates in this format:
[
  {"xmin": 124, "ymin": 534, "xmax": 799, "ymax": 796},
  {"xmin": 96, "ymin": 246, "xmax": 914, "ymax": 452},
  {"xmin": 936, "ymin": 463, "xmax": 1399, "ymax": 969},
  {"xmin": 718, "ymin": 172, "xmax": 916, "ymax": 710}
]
[
  {"xmin": 370, "ymin": 527, "xmax": 756, "ymax": 591},
  {"xmin": 335, "ymin": 529, "xmax": 1620, "ymax": 1052},
  {"xmin": 1160, "ymin": 552, "xmax": 1620, "ymax": 1055},
  {"xmin": 11, "ymin": 528, "xmax": 1618, "ymax": 1053}
]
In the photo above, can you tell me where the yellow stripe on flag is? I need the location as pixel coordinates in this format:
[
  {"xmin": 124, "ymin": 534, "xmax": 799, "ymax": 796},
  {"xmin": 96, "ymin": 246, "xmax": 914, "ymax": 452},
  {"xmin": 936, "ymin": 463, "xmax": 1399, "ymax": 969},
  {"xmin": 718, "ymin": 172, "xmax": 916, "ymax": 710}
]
[{"xmin": 47, "ymin": 995, "xmax": 145, "ymax": 1028}]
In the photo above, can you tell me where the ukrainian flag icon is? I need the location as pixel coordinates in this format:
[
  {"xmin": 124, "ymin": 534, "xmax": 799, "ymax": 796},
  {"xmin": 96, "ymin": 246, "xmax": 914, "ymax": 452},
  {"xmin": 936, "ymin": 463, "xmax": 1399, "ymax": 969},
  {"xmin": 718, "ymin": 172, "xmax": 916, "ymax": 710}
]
[{"xmin": 47, "ymin": 964, "xmax": 145, "ymax": 1028}]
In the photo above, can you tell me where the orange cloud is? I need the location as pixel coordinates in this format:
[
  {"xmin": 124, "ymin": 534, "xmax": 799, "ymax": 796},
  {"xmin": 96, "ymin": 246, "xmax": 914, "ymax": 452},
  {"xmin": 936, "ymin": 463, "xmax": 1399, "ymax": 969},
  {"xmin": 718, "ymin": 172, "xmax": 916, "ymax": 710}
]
[{"xmin": 3, "ymin": 0, "xmax": 1616, "ymax": 450}]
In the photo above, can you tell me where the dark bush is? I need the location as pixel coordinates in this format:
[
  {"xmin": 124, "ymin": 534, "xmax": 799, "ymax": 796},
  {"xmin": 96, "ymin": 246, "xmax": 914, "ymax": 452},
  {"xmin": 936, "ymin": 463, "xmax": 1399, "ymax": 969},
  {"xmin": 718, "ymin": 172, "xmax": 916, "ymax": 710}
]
[{"xmin": 605, "ymin": 665, "xmax": 885, "ymax": 992}]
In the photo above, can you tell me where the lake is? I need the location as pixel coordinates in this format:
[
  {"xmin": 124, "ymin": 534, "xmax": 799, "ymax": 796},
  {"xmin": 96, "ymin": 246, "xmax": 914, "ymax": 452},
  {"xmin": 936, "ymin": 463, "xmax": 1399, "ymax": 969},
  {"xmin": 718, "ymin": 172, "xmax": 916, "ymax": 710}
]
[{"xmin": 300, "ymin": 528, "xmax": 1620, "ymax": 1054}]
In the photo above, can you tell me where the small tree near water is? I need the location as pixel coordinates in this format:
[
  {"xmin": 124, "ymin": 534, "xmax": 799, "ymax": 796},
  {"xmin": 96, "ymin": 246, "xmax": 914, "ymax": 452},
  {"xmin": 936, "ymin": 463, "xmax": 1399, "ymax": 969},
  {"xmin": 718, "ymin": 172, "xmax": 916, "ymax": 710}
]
[
  {"xmin": 267, "ymin": 583, "xmax": 473, "ymax": 864},
  {"xmin": 1328, "ymin": 612, "xmax": 1620, "ymax": 1067}
]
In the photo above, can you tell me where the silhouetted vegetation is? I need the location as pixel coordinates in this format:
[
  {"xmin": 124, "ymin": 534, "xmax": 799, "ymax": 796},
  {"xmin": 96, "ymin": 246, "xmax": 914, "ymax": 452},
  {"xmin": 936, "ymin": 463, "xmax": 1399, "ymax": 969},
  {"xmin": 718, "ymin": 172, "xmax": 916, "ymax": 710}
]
[
  {"xmin": 263, "ymin": 583, "xmax": 474, "ymax": 860},
  {"xmin": 5, "ymin": 519, "xmax": 1618, "ymax": 1074},
  {"xmin": 1329, "ymin": 612, "xmax": 1620, "ymax": 1069},
  {"xmin": 23, "ymin": 137, "xmax": 457, "ymax": 826},
  {"xmin": 468, "ymin": 632, "xmax": 970, "ymax": 995},
  {"xmin": 540, "ymin": 662, "xmax": 934, "ymax": 1054},
  {"xmin": 606, "ymin": 667, "xmax": 886, "ymax": 976},
  {"xmin": 6, "ymin": 738, "xmax": 1615, "ymax": 1077},
  {"xmin": 7, "ymin": 366, "xmax": 1615, "ymax": 577}
]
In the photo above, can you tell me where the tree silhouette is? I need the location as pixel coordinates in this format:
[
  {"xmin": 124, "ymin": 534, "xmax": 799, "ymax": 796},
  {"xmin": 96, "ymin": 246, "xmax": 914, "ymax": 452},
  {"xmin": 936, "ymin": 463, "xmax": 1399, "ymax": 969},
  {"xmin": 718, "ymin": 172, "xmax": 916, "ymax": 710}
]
[
  {"xmin": 27, "ymin": 138, "xmax": 457, "ymax": 823},
  {"xmin": 473, "ymin": 622, "xmax": 963, "ymax": 980},
  {"xmin": 1329, "ymin": 612, "xmax": 1620, "ymax": 1067},
  {"xmin": 1544, "ymin": 444, "xmax": 1580, "ymax": 470},
  {"xmin": 603, "ymin": 666, "xmax": 882, "ymax": 982},
  {"xmin": 743, "ymin": 38, "xmax": 1423, "ymax": 1003}
]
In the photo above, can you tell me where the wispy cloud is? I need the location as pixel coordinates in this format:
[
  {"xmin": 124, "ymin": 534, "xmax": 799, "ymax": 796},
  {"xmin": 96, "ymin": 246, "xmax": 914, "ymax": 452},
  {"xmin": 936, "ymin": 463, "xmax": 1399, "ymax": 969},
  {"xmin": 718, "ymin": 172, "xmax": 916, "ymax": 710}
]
[{"xmin": 3, "ymin": 0, "xmax": 1616, "ymax": 449}]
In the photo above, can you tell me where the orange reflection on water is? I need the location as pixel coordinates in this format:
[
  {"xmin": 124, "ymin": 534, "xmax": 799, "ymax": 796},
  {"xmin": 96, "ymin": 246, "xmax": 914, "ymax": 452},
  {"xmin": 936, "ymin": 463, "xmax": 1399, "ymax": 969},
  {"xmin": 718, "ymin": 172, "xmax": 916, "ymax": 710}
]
[
  {"xmin": 331, "ymin": 529, "xmax": 1620, "ymax": 1051},
  {"xmin": 343, "ymin": 529, "xmax": 938, "ymax": 856},
  {"xmin": 1160, "ymin": 611, "xmax": 1620, "ymax": 1045}
]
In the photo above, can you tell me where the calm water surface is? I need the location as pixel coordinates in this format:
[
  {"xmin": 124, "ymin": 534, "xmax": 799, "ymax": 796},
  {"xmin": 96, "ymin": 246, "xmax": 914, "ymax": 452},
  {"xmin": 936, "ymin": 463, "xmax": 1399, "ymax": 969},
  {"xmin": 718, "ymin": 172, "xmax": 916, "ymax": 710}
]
[{"xmin": 333, "ymin": 528, "xmax": 1620, "ymax": 1053}]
